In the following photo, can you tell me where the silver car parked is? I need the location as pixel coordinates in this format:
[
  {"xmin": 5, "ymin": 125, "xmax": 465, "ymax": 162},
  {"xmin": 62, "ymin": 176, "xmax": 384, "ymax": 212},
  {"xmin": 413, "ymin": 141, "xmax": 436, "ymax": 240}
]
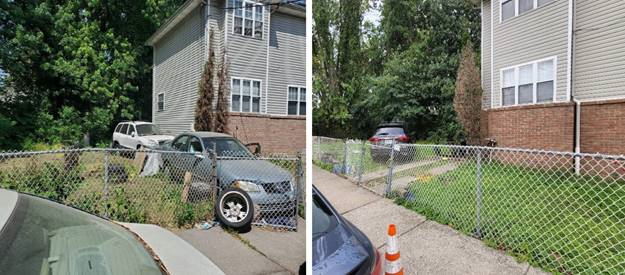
[{"xmin": 159, "ymin": 132, "xmax": 297, "ymax": 229}]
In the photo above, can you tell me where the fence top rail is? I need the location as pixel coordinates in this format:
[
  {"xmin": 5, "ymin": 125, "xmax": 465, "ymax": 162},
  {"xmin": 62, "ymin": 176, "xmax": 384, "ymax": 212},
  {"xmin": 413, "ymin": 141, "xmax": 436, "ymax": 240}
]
[
  {"xmin": 315, "ymin": 136, "xmax": 625, "ymax": 161},
  {"xmin": 0, "ymin": 148, "xmax": 300, "ymax": 160}
]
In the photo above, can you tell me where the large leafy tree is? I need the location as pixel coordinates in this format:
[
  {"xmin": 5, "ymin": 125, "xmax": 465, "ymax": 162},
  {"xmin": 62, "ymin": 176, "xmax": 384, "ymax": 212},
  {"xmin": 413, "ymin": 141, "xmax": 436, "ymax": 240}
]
[
  {"xmin": 0, "ymin": 0, "xmax": 184, "ymax": 149},
  {"xmin": 314, "ymin": 0, "xmax": 480, "ymax": 141}
]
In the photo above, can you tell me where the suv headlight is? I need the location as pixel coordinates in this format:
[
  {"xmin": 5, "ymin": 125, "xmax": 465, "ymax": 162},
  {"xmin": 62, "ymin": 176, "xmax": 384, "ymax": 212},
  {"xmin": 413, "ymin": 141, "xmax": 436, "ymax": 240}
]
[{"xmin": 235, "ymin": 180, "xmax": 261, "ymax": 192}]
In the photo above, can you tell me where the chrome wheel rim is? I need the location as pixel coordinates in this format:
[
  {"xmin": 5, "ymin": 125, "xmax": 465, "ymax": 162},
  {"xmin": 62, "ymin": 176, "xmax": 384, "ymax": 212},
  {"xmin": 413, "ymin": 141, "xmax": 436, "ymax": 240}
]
[{"xmin": 220, "ymin": 191, "xmax": 249, "ymax": 223}]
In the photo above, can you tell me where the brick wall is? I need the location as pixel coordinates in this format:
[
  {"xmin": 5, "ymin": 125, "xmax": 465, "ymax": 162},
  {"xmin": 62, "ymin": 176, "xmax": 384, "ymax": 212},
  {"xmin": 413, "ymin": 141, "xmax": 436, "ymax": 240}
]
[
  {"xmin": 580, "ymin": 99, "xmax": 625, "ymax": 155},
  {"xmin": 483, "ymin": 102, "xmax": 575, "ymax": 152},
  {"xmin": 482, "ymin": 99, "xmax": 625, "ymax": 155},
  {"xmin": 228, "ymin": 113, "xmax": 305, "ymax": 154}
]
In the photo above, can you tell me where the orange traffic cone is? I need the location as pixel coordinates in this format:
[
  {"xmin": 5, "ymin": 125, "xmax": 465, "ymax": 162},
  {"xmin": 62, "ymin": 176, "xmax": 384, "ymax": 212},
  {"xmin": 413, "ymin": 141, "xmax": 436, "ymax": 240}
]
[{"xmin": 385, "ymin": 224, "xmax": 404, "ymax": 275}]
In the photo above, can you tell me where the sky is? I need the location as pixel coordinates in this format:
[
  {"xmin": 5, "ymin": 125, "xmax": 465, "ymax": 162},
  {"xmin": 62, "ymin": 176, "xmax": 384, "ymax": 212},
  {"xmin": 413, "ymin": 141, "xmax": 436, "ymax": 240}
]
[
  {"xmin": 363, "ymin": 0, "xmax": 382, "ymax": 26},
  {"xmin": 363, "ymin": 4, "xmax": 381, "ymax": 26}
]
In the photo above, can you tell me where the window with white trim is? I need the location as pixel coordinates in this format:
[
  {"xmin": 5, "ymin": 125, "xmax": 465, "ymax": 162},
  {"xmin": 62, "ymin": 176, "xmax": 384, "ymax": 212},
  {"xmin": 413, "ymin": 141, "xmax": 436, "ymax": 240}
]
[
  {"xmin": 157, "ymin": 93, "xmax": 164, "ymax": 111},
  {"xmin": 233, "ymin": 0, "xmax": 263, "ymax": 39},
  {"xmin": 501, "ymin": 0, "xmax": 554, "ymax": 21},
  {"xmin": 287, "ymin": 86, "xmax": 306, "ymax": 116},
  {"xmin": 500, "ymin": 58, "xmax": 555, "ymax": 107},
  {"xmin": 231, "ymin": 78, "xmax": 261, "ymax": 113}
]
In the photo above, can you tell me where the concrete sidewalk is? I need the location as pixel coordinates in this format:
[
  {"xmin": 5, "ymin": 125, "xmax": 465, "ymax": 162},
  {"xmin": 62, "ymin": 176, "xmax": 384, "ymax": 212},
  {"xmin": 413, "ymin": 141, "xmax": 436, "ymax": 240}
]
[
  {"xmin": 175, "ymin": 218, "xmax": 305, "ymax": 275},
  {"xmin": 314, "ymin": 166, "xmax": 547, "ymax": 275}
]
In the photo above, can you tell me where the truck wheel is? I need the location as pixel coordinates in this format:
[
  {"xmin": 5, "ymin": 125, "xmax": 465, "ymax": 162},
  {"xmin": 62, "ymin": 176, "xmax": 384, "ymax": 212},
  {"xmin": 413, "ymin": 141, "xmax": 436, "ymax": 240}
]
[{"xmin": 216, "ymin": 187, "xmax": 254, "ymax": 230}]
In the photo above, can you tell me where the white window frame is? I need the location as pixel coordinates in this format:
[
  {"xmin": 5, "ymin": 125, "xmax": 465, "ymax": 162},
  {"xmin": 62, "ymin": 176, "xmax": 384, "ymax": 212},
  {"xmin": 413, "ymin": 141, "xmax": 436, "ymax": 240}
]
[
  {"xmin": 286, "ymin": 86, "xmax": 306, "ymax": 116},
  {"xmin": 500, "ymin": 0, "xmax": 554, "ymax": 22},
  {"xmin": 230, "ymin": 77, "xmax": 263, "ymax": 113},
  {"xmin": 498, "ymin": 56, "xmax": 557, "ymax": 107},
  {"xmin": 157, "ymin": 93, "xmax": 165, "ymax": 112},
  {"xmin": 231, "ymin": 0, "xmax": 264, "ymax": 38}
]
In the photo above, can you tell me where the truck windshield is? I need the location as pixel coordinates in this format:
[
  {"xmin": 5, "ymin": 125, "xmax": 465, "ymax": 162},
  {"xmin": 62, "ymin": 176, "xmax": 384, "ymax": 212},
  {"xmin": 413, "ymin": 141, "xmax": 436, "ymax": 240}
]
[
  {"xmin": 0, "ymin": 194, "xmax": 165, "ymax": 275},
  {"xmin": 136, "ymin": 124, "xmax": 161, "ymax": 136}
]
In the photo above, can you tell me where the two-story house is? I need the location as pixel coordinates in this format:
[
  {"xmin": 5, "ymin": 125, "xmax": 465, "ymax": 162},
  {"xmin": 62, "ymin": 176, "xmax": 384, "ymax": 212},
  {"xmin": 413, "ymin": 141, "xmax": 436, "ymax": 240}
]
[
  {"xmin": 481, "ymin": 0, "xmax": 625, "ymax": 155},
  {"xmin": 146, "ymin": 0, "xmax": 305, "ymax": 153}
]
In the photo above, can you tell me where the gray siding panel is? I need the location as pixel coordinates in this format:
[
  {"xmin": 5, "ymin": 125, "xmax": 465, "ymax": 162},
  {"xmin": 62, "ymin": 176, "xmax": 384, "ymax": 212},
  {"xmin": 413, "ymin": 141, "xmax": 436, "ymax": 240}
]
[
  {"xmin": 492, "ymin": 0, "xmax": 569, "ymax": 107},
  {"xmin": 574, "ymin": 0, "xmax": 625, "ymax": 101},
  {"xmin": 153, "ymin": 7, "xmax": 205, "ymax": 135},
  {"xmin": 482, "ymin": 0, "xmax": 492, "ymax": 109},
  {"xmin": 225, "ymin": 3, "xmax": 270, "ymax": 112},
  {"xmin": 267, "ymin": 12, "xmax": 306, "ymax": 115}
]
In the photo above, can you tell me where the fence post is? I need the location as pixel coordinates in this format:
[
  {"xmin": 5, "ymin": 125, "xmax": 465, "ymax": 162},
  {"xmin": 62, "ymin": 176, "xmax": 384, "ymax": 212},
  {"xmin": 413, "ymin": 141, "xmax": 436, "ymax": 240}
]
[
  {"xmin": 103, "ymin": 150, "xmax": 110, "ymax": 219},
  {"xmin": 295, "ymin": 152, "xmax": 303, "ymax": 229},
  {"xmin": 342, "ymin": 139, "xmax": 349, "ymax": 174},
  {"xmin": 385, "ymin": 139, "xmax": 396, "ymax": 197},
  {"xmin": 317, "ymin": 136, "xmax": 321, "ymax": 161},
  {"xmin": 358, "ymin": 140, "xmax": 366, "ymax": 185},
  {"xmin": 475, "ymin": 148, "xmax": 483, "ymax": 238}
]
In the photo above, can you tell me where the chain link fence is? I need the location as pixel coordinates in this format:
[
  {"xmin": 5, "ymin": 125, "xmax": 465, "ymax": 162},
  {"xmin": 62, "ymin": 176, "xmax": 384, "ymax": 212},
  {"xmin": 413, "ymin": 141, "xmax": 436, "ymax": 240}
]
[
  {"xmin": 314, "ymin": 136, "xmax": 625, "ymax": 274},
  {"xmin": 0, "ymin": 148, "xmax": 303, "ymax": 231}
]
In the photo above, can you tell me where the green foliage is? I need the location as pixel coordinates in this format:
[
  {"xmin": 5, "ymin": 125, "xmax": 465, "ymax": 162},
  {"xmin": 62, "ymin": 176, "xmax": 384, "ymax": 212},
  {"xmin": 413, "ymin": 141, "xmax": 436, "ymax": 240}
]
[
  {"xmin": 400, "ymin": 162, "xmax": 625, "ymax": 274},
  {"xmin": 0, "ymin": 161, "xmax": 83, "ymax": 201},
  {"xmin": 0, "ymin": 0, "xmax": 185, "ymax": 149},
  {"xmin": 313, "ymin": 0, "xmax": 481, "ymax": 141}
]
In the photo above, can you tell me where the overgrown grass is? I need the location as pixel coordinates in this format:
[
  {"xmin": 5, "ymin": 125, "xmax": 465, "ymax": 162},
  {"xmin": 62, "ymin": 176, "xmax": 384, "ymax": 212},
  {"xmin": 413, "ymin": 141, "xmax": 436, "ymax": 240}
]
[
  {"xmin": 0, "ymin": 151, "xmax": 213, "ymax": 228},
  {"xmin": 397, "ymin": 162, "xmax": 625, "ymax": 274}
]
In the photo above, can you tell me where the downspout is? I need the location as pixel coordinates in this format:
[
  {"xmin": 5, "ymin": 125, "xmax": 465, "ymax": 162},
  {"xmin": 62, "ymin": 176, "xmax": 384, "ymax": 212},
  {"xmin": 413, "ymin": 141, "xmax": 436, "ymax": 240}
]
[
  {"xmin": 567, "ymin": 0, "xmax": 580, "ymax": 174},
  {"xmin": 264, "ymin": 5, "xmax": 273, "ymax": 114}
]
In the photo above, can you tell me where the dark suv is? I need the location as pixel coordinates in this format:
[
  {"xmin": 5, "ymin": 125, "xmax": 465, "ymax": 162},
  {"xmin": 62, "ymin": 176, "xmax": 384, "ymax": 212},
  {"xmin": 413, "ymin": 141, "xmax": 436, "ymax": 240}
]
[{"xmin": 368, "ymin": 122, "xmax": 412, "ymax": 162}]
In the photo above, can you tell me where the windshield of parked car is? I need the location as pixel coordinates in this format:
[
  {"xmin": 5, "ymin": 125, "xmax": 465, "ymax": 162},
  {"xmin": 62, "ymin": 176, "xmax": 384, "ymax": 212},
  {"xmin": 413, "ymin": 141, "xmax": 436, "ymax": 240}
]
[
  {"xmin": 313, "ymin": 192, "xmax": 336, "ymax": 238},
  {"xmin": 374, "ymin": 127, "xmax": 404, "ymax": 136},
  {"xmin": 0, "ymin": 194, "xmax": 165, "ymax": 275},
  {"xmin": 136, "ymin": 124, "xmax": 161, "ymax": 136},
  {"xmin": 202, "ymin": 137, "xmax": 253, "ymax": 157}
]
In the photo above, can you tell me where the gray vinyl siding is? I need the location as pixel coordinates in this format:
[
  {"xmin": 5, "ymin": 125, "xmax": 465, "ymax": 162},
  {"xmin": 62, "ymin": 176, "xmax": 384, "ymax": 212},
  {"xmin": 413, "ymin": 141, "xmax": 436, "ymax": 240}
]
[
  {"xmin": 491, "ymin": 0, "xmax": 569, "ymax": 107},
  {"xmin": 153, "ymin": 6, "xmax": 205, "ymax": 134},
  {"xmin": 225, "ymin": 1, "xmax": 270, "ymax": 113},
  {"xmin": 573, "ymin": 0, "xmax": 625, "ymax": 101},
  {"xmin": 482, "ymin": 0, "xmax": 492, "ymax": 109},
  {"xmin": 267, "ymin": 12, "xmax": 306, "ymax": 115}
]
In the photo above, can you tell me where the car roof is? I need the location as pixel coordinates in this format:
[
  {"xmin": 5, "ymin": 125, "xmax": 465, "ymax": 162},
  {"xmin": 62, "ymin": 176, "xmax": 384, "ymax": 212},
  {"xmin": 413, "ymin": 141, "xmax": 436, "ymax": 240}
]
[
  {"xmin": 183, "ymin": 131, "xmax": 233, "ymax": 138},
  {"xmin": 117, "ymin": 121, "xmax": 153, "ymax": 125},
  {"xmin": 0, "ymin": 189, "xmax": 18, "ymax": 230}
]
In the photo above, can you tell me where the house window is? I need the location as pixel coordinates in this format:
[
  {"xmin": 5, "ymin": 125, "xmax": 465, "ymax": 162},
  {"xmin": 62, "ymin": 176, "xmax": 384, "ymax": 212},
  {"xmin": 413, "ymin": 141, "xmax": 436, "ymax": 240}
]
[
  {"xmin": 231, "ymin": 78, "xmax": 261, "ymax": 113},
  {"xmin": 500, "ymin": 57, "xmax": 556, "ymax": 107},
  {"xmin": 501, "ymin": 0, "xmax": 515, "ymax": 21},
  {"xmin": 232, "ymin": 0, "xmax": 263, "ymax": 38},
  {"xmin": 501, "ymin": 0, "xmax": 554, "ymax": 21},
  {"xmin": 287, "ymin": 86, "xmax": 306, "ymax": 116},
  {"xmin": 157, "ymin": 93, "xmax": 164, "ymax": 111}
]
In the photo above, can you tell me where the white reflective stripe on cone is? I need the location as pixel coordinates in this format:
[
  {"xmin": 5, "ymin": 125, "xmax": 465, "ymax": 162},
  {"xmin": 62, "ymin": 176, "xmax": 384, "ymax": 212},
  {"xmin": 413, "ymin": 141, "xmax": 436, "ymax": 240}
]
[
  {"xmin": 385, "ymin": 260, "xmax": 403, "ymax": 274},
  {"xmin": 386, "ymin": 236, "xmax": 398, "ymax": 254}
]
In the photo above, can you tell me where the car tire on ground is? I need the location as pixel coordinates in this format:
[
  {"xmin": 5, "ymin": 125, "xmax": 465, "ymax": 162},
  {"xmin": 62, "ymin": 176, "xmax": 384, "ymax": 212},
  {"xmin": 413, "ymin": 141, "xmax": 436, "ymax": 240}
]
[{"xmin": 216, "ymin": 187, "xmax": 254, "ymax": 230}]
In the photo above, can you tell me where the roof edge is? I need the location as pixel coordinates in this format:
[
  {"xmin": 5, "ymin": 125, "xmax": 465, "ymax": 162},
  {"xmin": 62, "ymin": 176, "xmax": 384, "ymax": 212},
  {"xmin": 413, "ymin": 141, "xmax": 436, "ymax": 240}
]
[{"xmin": 146, "ymin": 0, "xmax": 203, "ymax": 46}]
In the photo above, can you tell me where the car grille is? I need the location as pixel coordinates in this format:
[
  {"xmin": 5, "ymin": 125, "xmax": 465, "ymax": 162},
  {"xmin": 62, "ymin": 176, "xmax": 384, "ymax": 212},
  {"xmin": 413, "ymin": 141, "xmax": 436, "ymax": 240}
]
[{"xmin": 260, "ymin": 181, "xmax": 292, "ymax": 194}]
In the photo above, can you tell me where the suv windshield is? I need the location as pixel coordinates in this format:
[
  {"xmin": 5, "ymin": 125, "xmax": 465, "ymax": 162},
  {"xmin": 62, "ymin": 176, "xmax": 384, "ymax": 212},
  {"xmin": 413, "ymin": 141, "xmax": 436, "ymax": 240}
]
[
  {"xmin": 0, "ymin": 194, "xmax": 164, "ymax": 275},
  {"xmin": 136, "ymin": 124, "xmax": 161, "ymax": 136},
  {"xmin": 202, "ymin": 137, "xmax": 253, "ymax": 157},
  {"xmin": 374, "ymin": 127, "xmax": 404, "ymax": 136}
]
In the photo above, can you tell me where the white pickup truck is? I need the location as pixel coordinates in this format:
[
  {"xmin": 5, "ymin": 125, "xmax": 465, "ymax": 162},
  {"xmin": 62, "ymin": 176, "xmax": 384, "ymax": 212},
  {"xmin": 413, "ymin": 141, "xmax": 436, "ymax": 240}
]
[{"xmin": 112, "ymin": 121, "xmax": 173, "ymax": 149}]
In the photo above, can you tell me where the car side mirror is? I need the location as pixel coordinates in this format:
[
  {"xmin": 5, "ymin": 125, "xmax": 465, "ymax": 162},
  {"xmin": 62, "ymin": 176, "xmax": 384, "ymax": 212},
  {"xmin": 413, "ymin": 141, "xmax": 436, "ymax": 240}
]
[
  {"xmin": 195, "ymin": 153, "xmax": 205, "ymax": 159},
  {"xmin": 245, "ymin": 143, "xmax": 261, "ymax": 155},
  {"xmin": 131, "ymin": 131, "xmax": 136, "ymax": 137}
]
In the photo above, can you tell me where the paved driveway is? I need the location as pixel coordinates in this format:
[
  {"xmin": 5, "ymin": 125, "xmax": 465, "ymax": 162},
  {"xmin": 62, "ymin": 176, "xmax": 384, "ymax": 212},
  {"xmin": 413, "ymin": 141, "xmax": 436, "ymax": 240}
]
[
  {"xmin": 175, "ymin": 218, "xmax": 305, "ymax": 275},
  {"xmin": 314, "ymin": 166, "xmax": 548, "ymax": 275}
]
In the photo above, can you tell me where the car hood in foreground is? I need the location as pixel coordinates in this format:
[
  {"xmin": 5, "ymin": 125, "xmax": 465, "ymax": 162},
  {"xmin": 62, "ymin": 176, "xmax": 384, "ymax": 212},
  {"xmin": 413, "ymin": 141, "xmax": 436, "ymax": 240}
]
[
  {"xmin": 313, "ymin": 220, "xmax": 372, "ymax": 274},
  {"xmin": 120, "ymin": 223, "xmax": 225, "ymax": 275}
]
